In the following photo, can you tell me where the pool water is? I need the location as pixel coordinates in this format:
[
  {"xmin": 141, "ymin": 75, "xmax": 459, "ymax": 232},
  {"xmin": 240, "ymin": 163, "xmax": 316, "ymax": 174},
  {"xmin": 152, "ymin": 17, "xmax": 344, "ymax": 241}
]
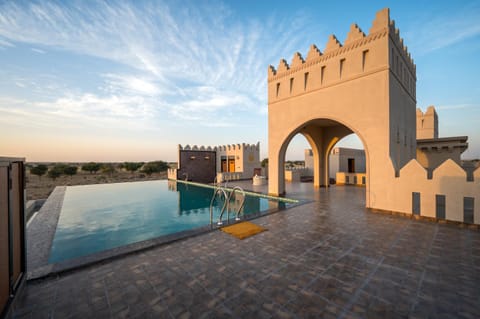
[{"xmin": 49, "ymin": 180, "xmax": 290, "ymax": 263}]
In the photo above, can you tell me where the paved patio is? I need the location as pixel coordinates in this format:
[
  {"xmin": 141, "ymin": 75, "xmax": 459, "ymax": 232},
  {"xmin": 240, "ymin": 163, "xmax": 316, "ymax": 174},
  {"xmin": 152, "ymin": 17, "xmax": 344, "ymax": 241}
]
[{"xmin": 11, "ymin": 185, "xmax": 480, "ymax": 318}]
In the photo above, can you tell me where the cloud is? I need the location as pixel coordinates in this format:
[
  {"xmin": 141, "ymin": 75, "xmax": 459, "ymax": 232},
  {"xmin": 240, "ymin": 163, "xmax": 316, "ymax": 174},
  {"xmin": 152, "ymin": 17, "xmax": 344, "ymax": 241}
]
[
  {"xmin": 0, "ymin": 93, "xmax": 157, "ymax": 132},
  {"xmin": 403, "ymin": 2, "xmax": 480, "ymax": 55},
  {"xmin": 31, "ymin": 47, "xmax": 46, "ymax": 54},
  {"xmin": 0, "ymin": 1, "xmax": 314, "ymax": 123},
  {"xmin": 0, "ymin": 37, "xmax": 14, "ymax": 48},
  {"xmin": 101, "ymin": 74, "xmax": 162, "ymax": 97}
]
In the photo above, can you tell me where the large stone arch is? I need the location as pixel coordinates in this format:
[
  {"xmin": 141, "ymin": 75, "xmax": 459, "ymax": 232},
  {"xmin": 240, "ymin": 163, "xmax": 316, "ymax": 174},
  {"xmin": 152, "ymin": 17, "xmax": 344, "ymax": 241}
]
[{"xmin": 267, "ymin": 8, "xmax": 417, "ymax": 210}]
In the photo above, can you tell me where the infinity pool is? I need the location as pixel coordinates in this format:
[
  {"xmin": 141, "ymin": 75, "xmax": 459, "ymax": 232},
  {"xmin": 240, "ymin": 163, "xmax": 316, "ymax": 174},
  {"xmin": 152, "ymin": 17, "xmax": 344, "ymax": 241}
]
[{"xmin": 49, "ymin": 180, "xmax": 292, "ymax": 263}]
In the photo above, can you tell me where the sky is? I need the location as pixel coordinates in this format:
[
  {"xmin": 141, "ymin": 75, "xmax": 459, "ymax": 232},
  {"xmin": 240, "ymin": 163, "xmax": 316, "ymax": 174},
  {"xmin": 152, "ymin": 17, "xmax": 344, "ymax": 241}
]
[{"xmin": 0, "ymin": 0, "xmax": 479, "ymax": 162}]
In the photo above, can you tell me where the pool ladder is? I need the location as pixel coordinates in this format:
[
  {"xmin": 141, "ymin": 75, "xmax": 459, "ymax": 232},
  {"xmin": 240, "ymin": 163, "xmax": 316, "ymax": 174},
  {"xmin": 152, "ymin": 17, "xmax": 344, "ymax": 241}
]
[{"xmin": 209, "ymin": 185, "xmax": 246, "ymax": 227}]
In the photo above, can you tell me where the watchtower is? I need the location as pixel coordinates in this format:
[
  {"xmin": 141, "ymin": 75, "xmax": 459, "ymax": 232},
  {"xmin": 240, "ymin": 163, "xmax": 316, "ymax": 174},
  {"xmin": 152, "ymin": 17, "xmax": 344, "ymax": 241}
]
[{"xmin": 268, "ymin": 8, "xmax": 416, "ymax": 209}]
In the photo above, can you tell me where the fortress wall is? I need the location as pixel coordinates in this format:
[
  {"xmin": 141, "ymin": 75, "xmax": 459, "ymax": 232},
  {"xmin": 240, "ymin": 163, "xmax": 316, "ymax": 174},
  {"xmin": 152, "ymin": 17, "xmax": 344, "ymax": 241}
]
[{"xmin": 390, "ymin": 159, "xmax": 480, "ymax": 224}]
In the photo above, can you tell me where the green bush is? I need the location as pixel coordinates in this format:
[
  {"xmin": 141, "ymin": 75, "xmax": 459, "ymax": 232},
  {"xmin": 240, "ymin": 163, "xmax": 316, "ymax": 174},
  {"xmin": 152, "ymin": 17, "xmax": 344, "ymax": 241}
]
[
  {"xmin": 141, "ymin": 161, "xmax": 169, "ymax": 175},
  {"xmin": 47, "ymin": 167, "xmax": 63, "ymax": 180},
  {"xmin": 64, "ymin": 166, "xmax": 78, "ymax": 177},
  {"xmin": 30, "ymin": 164, "xmax": 48, "ymax": 180},
  {"xmin": 124, "ymin": 162, "xmax": 144, "ymax": 173},
  {"xmin": 82, "ymin": 162, "xmax": 101, "ymax": 174}
]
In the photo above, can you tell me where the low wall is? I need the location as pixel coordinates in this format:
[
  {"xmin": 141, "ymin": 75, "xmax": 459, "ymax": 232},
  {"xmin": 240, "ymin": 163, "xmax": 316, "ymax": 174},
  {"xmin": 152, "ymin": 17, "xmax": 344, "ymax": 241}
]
[
  {"xmin": 387, "ymin": 159, "xmax": 480, "ymax": 225},
  {"xmin": 336, "ymin": 173, "xmax": 366, "ymax": 186},
  {"xmin": 167, "ymin": 168, "xmax": 177, "ymax": 180}
]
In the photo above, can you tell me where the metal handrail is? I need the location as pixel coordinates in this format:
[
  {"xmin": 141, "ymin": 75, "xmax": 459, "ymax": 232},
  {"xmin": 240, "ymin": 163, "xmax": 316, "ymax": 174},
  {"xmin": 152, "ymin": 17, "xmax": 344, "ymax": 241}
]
[
  {"xmin": 209, "ymin": 188, "xmax": 228, "ymax": 227},
  {"xmin": 230, "ymin": 186, "xmax": 246, "ymax": 221},
  {"xmin": 218, "ymin": 186, "xmax": 245, "ymax": 224}
]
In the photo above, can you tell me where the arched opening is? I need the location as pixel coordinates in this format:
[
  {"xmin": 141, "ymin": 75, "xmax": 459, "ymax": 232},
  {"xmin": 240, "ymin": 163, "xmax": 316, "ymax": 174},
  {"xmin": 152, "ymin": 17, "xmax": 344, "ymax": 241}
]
[{"xmin": 272, "ymin": 118, "xmax": 370, "ymax": 204}]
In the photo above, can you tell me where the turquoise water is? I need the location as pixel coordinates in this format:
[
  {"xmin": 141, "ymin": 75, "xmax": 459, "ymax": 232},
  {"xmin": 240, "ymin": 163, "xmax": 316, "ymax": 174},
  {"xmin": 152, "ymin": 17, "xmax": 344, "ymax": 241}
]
[{"xmin": 49, "ymin": 180, "xmax": 289, "ymax": 263}]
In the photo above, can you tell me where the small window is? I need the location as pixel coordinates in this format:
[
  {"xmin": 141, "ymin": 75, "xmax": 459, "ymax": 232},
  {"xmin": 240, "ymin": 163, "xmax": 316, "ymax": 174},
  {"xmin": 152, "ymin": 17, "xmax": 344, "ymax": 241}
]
[
  {"xmin": 362, "ymin": 50, "xmax": 368, "ymax": 71},
  {"xmin": 464, "ymin": 197, "xmax": 474, "ymax": 224},
  {"xmin": 361, "ymin": 176, "xmax": 366, "ymax": 185},
  {"xmin": 289, "ymin": 77, "xmax": 294, "ymax": 94},
  {"xmin": 276, "ymin": 82, "xmax": 280, "ymax": 97},
  {"xmin": 321, "ymin": 66, "xmax": 326, "ymax": 85},
  {"xmin": 436, "ymin": 195, "xmax": 446, "ymax": 219},
  {"xmin": 304, "ymin": 72, "xmax": 309, "ymax": 91},
  {"xmin": 412, "ymin": 192, "xmax": 420, "ymax": 215},
  {"xmin": 339, "ymin": 58, "xmax": 345, "ymax": 78},
  {"xmin": 345, "ymin": 176, "xmax": 350, "ymax": 184}
]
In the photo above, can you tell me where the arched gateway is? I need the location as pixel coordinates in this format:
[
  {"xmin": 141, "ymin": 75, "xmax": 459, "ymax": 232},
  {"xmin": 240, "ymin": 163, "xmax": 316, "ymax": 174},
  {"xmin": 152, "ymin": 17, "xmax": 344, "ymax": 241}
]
[{"xmin": 268, "ymin": 8, "xmax": 417, "ymax": 209}]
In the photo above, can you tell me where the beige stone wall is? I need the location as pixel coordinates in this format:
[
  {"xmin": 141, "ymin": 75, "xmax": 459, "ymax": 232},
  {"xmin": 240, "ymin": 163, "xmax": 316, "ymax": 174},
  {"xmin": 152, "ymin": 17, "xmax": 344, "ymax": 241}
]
[
  {"xmin": 390, "ymin": 159, "xmax": 480, "ymax": 224},
  {"xmin": 216, "ymin": 142, "xmax": 260, "ymax": 179}
]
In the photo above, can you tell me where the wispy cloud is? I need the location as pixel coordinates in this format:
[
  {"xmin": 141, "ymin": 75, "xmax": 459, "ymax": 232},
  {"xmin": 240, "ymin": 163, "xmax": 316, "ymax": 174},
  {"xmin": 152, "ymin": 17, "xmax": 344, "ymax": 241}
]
[
  {"xmin": 403, "ymin": 2, "xmax": 480, "ymax": 55},
  {"xmin": 31, "ymin": 47, "xmax": 46, "ymax": 54},
  {"xmin": 0, "ymin": 37, "xmax": 14, "ymax": 48},
  {"xmin": 0, "ymin": 0, "xmax": 314, "ymax": 125}
]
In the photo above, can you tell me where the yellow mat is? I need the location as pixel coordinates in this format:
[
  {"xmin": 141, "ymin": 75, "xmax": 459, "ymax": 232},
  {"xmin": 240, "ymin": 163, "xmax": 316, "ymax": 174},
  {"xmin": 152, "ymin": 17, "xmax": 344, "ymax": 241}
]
[{"xmin": 220, "ymin": 221, "xmax": 267, "ymax": 240}]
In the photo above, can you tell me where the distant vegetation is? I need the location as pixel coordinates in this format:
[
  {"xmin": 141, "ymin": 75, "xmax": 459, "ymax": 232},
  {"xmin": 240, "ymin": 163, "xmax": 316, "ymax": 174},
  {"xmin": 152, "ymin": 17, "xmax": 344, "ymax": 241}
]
[
  {"xmin": 30, "ymin": 164, "xmax": 48, "ymax": 180},
  {"xmin": 81, "ymin": 162, "xmax": 101, "ymax": 174},
  {"xmin": 261, "ymin": 158, "xmax": 268, "ymax": 167},
  {"xmin": 122, "ymin": 162, "xmax": 144, "ymax": 173},
  {"xmin": 142, "ymin": 161, "xmax": 169, "ymax": 175}
]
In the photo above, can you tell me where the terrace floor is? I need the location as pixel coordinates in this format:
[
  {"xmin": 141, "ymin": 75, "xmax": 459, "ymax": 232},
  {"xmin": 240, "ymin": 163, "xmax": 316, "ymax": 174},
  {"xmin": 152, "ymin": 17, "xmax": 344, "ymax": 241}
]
[{"xmin": 11, "ymin": 184, "xmax": 480, "ymax": 318}]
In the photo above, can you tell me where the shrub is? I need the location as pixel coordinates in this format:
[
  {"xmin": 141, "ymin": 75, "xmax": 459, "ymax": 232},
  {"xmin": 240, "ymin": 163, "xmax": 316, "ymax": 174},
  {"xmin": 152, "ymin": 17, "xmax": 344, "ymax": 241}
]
[
  {"xmin": 141, "ymin": 161, "xmax": 169, "ymax": 175},
  {"xmin": 124, "ymin": 162, "xmax": 144, "ymax": 173},
  {"xmin": 64, "ymin": 166, "xmax": 78, "ymax": 178},
  {"xmin": 82, "ymin": 162, "xmax": 101, "ymax": 174},
  {"xmin": 47, "ymin": 167, "xmax": 63, "ymax": 180},
  {"xmin": 30, "ymin": 164, "xmax": 48, "ymax": 180}
]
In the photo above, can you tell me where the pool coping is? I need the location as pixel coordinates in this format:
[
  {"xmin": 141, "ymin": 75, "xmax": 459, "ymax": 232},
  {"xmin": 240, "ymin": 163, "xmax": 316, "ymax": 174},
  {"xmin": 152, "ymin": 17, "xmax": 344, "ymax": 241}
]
[{"xmin": 27, "ymin": 180, "xmax": 305, "ymax": 281}]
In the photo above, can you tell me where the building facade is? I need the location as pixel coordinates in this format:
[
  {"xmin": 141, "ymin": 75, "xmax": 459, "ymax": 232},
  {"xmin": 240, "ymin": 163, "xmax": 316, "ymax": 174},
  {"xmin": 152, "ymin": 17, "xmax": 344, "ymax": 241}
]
[
  {"xmin": 267, "ymin": 8, "xmax": 480, "ymax": 225},
  {"xmin": 168, "ymin": 143, "xmax": 261, "ymax": 183}
]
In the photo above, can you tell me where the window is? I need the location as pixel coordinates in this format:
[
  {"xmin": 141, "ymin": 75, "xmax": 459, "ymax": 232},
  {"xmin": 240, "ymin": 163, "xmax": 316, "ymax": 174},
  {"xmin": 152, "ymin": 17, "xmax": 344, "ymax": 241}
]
[
  {"xmin": 436, "ymin": 195, "xmax": 446, "ymax": 219},
  {"xmin": 362, "ymin": 50, "xmax": 369, "ymax": 71},
  {"xmin": 464, "ymin": 197, "xmax": 474, "ymax": 224},
  {"xmin": 339, "ymin": 58, "xmax": 345, "ymax": 78},
  {"xmin": 289, "ymin": 77, "xmax": 294, "ymax": 94},
  {"xmin": 321, "ymin": 66, "xmax": 326, "ymax": 85},
  {"xmin": 304, "ymin": 72, "xmax": 309, "ymax": 91},
  {"xmin": 412, "ymin": 192, "xmax": 420, "ymax": 215},
  {"xmin": 276, "ymin": 82, "xmax": 280, "ymax": 97}
]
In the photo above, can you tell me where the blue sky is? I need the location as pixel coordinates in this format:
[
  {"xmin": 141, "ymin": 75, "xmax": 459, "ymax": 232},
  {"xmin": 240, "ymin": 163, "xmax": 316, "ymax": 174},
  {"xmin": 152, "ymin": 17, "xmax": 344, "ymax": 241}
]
[{"xmin": 1, "ymin": 0, "xmax": 479, "ymax": 162}]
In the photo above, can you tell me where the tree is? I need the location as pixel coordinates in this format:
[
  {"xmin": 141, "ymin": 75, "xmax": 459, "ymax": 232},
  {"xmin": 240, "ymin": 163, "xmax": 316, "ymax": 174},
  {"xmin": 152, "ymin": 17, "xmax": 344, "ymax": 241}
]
[
  {"xmin": 30, "ymin": 164, "xmax": 48, "ymax": 180},
  {"xmin": 64, "ymin": 166, "xmax": 78, "ymax": 178},
  {"xmin": 101, "ymin": 163, "xmax": 116, "ymax": 176},
  {"xmin": 124, "ymin": 162, "xmax": 144, "ymax": 173},
  {"xmin": 261, "ymin": 158, "xmax": 268, "ymax": 168},
  {"xmin": 47, "ymin": 167, "xmax": 62, "ymax": 180},
  {"xmin": 142, "ymin": 161, "xmax": 169, "ymax": 175},
  {"xmin": 82, "ymin": 162, "xmax": 101, "ymax": 174}
]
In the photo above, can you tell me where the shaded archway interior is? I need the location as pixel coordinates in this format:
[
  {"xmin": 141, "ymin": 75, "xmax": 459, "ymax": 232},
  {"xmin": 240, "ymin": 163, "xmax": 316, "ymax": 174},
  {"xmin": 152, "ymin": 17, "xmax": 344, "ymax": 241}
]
[{"xmin": 279, "ymin": 119, "xmax": 357, "ymax": 191}]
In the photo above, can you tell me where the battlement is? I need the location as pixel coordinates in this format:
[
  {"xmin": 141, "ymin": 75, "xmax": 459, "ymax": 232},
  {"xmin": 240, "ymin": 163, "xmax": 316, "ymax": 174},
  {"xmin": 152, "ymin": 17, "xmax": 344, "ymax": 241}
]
[
  {"xmin": 178, "ymin": 144, "xmax": 217, "ymax": 151},
  {"xmin": 268, "ymin": 8, "xmax": 416, "ymax": 102},
  {"xmin": 269, "ymin": 8, "xmax": 414, "ymax": 81},
  {"xmin": 178, "ymin": 142, "xmax": 260, "ymax": 152},
  {"xmin": 416, "ymin": 105, "xmax": 439, "ymax": 139},
  {"xmin": 217, "ymin": 142, "xmax": 260, "ymax": 152}
]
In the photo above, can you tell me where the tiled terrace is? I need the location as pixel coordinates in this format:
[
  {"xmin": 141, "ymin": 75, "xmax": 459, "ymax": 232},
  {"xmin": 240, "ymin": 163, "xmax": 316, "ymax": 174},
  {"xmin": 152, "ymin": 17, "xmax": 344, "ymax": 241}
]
[{"xmin": 11, "ymin": 185, "xmax": 480, "ymax": 318}]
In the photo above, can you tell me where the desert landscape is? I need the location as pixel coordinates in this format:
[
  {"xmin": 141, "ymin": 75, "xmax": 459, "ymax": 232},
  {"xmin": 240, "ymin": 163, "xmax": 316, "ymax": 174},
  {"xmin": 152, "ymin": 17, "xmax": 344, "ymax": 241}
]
[{"xmin": 25, "ymin": 162, "xmax": 173, "ymax": 200}]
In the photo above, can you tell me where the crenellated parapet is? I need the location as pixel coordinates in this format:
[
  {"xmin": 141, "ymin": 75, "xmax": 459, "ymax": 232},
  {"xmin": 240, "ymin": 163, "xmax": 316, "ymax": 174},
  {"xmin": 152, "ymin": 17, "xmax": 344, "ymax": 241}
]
[
  {"xmin": 216, "ymin": 142, "xmax": 260, "ymax": 152},
  {"xmin": 268, "ymin": 8, "xmax": 416, "ymax": 102},
  {"xmin": 179, "ymin": 142, "xmax": 259, "ymax": 152},
  {"xmin": 178, "ymin": 144, "xmax": 217, "ymax": 151}
]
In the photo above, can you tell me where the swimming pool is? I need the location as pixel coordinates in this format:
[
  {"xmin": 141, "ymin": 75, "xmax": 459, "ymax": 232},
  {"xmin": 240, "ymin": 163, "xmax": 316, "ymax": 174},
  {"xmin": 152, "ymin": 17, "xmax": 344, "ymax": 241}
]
[{"xmin": 49, "ymin": 180, "xmax": 293, "ymax": 263}]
